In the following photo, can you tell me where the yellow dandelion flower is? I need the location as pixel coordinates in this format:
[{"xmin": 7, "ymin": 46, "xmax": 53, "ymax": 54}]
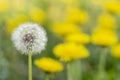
[
  {"xmin": 6, "ymin": 13, "xmax": 28, "ymax": 34},
  {"xmin": 91, "ymin": 27, "xmax": 118, "ymax": 46},
  {"xmin": 104, "ymin": 1, "xmax": 120, "ymax": 14},
  {"xmin": 29, "ymin": 7, "xmax": 46, "ymax": 24},
  {"xmin": 65, "ymin": 8, "xmax": 89, "ymax": 24},
  {"xmin": 65, "ymin": 33, "xmax": 90, "ymax": 44},
  {"xmin": 98, "ymin": 13, "xmax": 116, "ymax": 29},
  {"xmin": 0, "ymin": 0, "xmax": 10, "ymax": 12},
  {"xmin": 52, "ymin": 23, "xmax": 81, "ymax": 37},
  {"xmin": 34, "ymin": 57, "xmax": 64, "ymax": 73},
  {"xmin": 111, "ymin": 44, "xmax": 120, "ymax": 58},
  {"xmin": 53, "ymin": 43, "xmax": 89, "ymax": 62}
]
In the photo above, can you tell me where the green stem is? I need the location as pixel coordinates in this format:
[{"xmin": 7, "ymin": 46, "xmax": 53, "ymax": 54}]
[
  {"xmin": 45, "ymin": 74, "xmax": 50, "ymax": 80},
  {"xmin": 115, "ymin": 61, "xmax": 120, "ymax": 80},
  {"xmin": 44, "ymin": 73, "xmax": 53, "ymax": 80},
  {"xmin": 67, "ymin": 60, "xmax": 82, "ymax": 80},
  {"xmin": 97, "ymin": 47, "xmax": 108, "ymax": 80},
  {"xmin": 28, "ymin": 53, "xmax": 32, "ymax": 80}
]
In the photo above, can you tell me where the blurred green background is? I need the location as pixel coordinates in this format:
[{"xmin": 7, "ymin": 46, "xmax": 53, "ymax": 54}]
[{"xmin": 1, "ymin": 0, "xmax": 120, "ymax": 80}]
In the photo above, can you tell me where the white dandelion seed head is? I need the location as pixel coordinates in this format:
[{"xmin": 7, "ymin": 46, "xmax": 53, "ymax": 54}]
[{"xmin": 11, "ymin": 22, "xmax": 47, "ymax": 55}]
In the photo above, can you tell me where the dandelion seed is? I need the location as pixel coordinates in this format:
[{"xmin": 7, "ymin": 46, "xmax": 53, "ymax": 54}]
[{"xmin": 11, "ymin": 22, "xmax": 47, "ymax": 54}]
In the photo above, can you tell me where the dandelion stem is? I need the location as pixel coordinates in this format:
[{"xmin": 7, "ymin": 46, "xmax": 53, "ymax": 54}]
[
  {"xmin": 45, "ymin": 74, "xmax": 49, "ymax": 80},
  {"xmin": 44, "ymin": 73, "xmax": 52, "ymax": 80},
  {"xmin": 97, "ymin": 47, "xmax": 108, "ymax": 80},
  {"xmin": 67, "ymin": 60, "xmax": 82, "ymax": 80},
  {"xmin": 28, "ymin": 53, "xmax": 32, "ymax": 80}
]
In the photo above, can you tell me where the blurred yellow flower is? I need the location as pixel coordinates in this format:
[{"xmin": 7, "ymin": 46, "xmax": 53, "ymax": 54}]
[
  {"xmin": 61, "ymin": 0, "xmax": 74, "ymax": 4},
  {"xmin": 91, "ymin": 0, "xmax": 115, "ymax": 6},
  {"xmin": 34, "ymin": 57, "xmax": 64, "ymax": 73},
  {"xmin": 91, "ymin": 28, "xmax": 118, "ymax": 46},
  {"xmin": 65, "ymin": 8, "xmax": 89, "ymax": 24},
  {"xmin": 0, "ymin": 0, "xmax": 9, "ymax": 12},
  {"xmin": 98, "ymin": 13, "xmax": 116, "ymax": 29},
  {"xmin": 111, "ymin": 44, "xmax": 120, "ymax": 58},
  {"xmin": 60, "ymin": 0, "xmax": 80, "ymax": 7},
  {"xmin": 52, "ymin": 23, "xmax": 81, "ymax": 37},
  {"xmin": 29, "ymin": 7, "xmax": 46, "ymax": 24},
  {"xmin": 91, "ymin": 0, "xmax": 105, "ymax": 6},
  {"xmin": 104, "ymin": 1, "xmax": 120, "ymax": 14},
  {"xmin": 65, "ymin": 33, "xmax": 90, "ymax": 44},
  {"xmin": 6, "ymin": 13, "xmax": 28, "ymax": 34},
  {"xmin": 53, "ymin": 43, "xmax": 89, "ymax": 62},
  {"xmin": 47, "ymin": 6, "xmax": 64, "ymax": 23},
  {"xmin": 11, "ymin": 0, "xmax": 26, "ymax": 11}
]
